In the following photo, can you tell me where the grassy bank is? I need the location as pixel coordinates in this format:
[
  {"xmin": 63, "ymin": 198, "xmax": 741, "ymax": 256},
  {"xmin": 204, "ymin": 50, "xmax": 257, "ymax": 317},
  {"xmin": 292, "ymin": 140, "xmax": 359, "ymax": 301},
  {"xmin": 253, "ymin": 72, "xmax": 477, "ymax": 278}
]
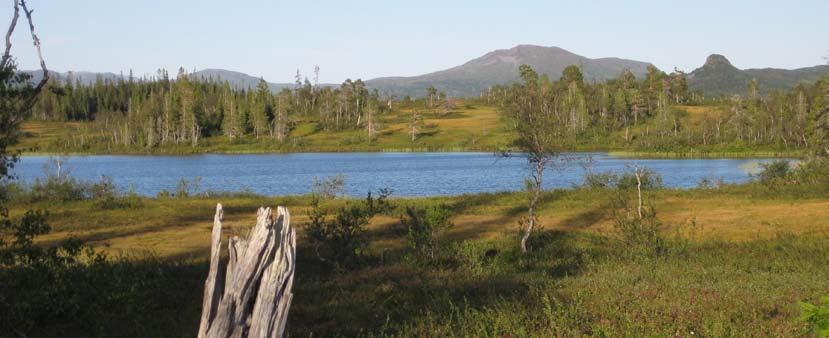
[
  {"xmin": 2, "ymin": 183, "xmax": 828, "ymax": 336},
  {"xmin": 16, "ymin": 104, "xmax": 810, "ymax": 158}
]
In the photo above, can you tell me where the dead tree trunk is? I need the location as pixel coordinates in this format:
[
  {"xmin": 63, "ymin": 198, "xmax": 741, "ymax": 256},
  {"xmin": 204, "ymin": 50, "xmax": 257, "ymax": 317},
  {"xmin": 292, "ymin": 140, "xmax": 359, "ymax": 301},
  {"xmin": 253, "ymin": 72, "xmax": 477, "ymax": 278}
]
[{"xmin": 198, "ymin": 204, "xmax": 296, "ymax": 338}]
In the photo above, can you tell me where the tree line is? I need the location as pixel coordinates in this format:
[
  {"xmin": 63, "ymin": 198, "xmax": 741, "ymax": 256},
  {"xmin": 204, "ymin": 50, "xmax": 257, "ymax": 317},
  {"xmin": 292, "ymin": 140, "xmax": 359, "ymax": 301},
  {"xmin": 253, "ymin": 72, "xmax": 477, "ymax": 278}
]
[
  {"xmin": 31, "ymin": 68, "xmax": 391, "ymax": 148},
  {"xmin": 493, "ymin": 64, "xmax": 828, "ymax": 152}
]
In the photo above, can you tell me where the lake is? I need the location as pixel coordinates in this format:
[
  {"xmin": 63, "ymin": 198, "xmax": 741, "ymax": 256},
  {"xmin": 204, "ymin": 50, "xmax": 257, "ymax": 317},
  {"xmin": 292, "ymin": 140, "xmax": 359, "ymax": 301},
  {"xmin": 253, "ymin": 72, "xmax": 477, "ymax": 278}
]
[{"xmin": 12, "ymin": 153, "xmax": 778, "ymax": 197}]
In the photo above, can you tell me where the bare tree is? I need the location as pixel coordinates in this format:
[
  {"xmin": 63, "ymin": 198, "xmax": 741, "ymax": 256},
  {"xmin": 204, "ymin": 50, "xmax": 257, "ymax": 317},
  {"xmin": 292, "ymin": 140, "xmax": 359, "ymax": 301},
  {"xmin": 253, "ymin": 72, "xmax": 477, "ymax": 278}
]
[
  {"xmin": 409, "ymin": 109, "xmax": 422, "ymax": 142},
  {"xmin": 365, "ymin": 100, "xmax": 377, "ymax": 141},
  {"xmin": 2, "ymin": 0, "xmax": 49, "ymax": 110}
]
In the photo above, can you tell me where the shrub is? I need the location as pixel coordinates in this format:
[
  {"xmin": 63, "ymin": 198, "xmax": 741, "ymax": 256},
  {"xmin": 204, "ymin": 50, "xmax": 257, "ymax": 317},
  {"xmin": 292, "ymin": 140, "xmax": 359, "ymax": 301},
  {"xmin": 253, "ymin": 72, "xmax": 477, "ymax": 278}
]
[
  {"xmin": 793, "ymin": 157, "xmax": 829, "ymax": 189},
  {"xmin": 29, "ymin": 176, "xmax": 88, "ymax": 202},
  {"xmin": 582, "ymin": 171, "xmax": 617, "ymax": 189},
  {"xmin": 312, "ymin": 174, "xmax": 345, "ymax": 199},
  {"xmin": 613, "ymin": 205, "xmax": 667, "ymax": 257},
  {"xmin": 612, "ymin": 168, "xmax": 669, "ymax": 257},
  {"xmin": 305, "ymin": 189, "xmax": 391, "ymax": 267},
  {"xmin": 174, "ymin": 177, "xmax": 202, "ymax": 198},
  {"xmin": 756, "ymin": 160, "xmax": 791, "ymax": 186},
  {"xmin": 446, "ymin": 240, "xmax": 499, "ymax": 275},
  {"xmin": 402, "ymin": 204, "xmax": 454, "ymax": 261},
  {"xmin": 800, "ymin": 297, "xmax": 829, "ymax": 337},
  {"xmin": 582, "ymin": 168, "xmax": 663, "ymax": 191},
  {"xmin": 615, "ymin": 168, "xmax": 663, "ymax": 190}
]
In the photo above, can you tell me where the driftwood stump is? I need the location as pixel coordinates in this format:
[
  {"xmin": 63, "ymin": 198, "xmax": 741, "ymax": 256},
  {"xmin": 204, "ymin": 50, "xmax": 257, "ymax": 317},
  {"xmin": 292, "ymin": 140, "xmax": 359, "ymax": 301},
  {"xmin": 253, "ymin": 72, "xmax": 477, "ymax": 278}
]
[{"xmin": 198, "ymin": 204, "xmax": 296, "ymax": 338}]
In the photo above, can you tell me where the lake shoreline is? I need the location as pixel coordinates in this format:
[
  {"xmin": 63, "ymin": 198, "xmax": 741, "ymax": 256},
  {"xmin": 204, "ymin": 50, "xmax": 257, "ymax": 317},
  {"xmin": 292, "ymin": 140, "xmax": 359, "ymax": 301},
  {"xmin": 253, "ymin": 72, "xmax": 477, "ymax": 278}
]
[
  {"xmin": 12, "ymin": 152, "xmax": 781, "ymax": 197},
  {"xmin": 18, "ymin": 147, "xmax": 804, "ymax": 159}
]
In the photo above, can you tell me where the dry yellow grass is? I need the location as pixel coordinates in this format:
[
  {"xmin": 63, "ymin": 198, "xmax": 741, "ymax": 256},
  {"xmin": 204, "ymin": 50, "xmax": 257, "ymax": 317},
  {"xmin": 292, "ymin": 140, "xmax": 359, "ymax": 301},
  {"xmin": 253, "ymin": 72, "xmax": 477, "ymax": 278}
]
[{"xmin": 20, "ymin": 190, "xmax": 829, "ymax": 259}]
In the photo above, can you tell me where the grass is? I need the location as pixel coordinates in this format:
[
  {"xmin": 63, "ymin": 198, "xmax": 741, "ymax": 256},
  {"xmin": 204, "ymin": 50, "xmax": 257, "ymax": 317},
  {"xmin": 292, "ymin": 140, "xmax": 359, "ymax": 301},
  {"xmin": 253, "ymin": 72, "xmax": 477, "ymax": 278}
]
[
  {"xmin": 3, "ymin": 183, "xmax": 828, "ymax": 336},
  {"xmin": 15, "ymin": 188, "xmax": 828, "ymax": 258},
  {"xmin": 14, "ymin": 104, "xmax": 516, "ymax": 155},
  {"xmin": 15, "ymin": 103, "xmax": 807, "ymax": 158}
]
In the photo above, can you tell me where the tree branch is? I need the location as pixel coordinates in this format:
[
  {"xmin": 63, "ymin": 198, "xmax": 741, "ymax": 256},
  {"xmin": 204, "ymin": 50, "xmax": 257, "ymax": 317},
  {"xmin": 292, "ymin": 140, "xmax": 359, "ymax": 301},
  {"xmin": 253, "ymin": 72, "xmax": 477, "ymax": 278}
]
[
  {"xmin": 2, "ymin": 0, "xmax": 20, "ymax": 66},
  {"xmin": 19, "ymin": 0, "xmax": 48, "ymax": 96}
]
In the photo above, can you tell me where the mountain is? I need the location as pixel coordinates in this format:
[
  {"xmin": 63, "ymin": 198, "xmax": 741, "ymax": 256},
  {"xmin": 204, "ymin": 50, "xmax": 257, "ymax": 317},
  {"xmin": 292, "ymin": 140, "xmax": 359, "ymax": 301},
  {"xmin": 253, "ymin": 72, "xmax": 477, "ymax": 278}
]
[
  {"xmin": 23, "ymin": 70, "xmax": 122, "ymax": 86},
  {"xmin": 365, "ymin": 45, "xmax": 653, "ymax": 97},
  {"xmin": 688, "ymin": 54, "xmax": 829, "ymax": 96},
  {"xmin": 191, "ymin": 69, "xmax": 294, "ymax": 92},
  {"xmin": 23, "ymin": 68, "xmax": 298, "ymax": 92}
]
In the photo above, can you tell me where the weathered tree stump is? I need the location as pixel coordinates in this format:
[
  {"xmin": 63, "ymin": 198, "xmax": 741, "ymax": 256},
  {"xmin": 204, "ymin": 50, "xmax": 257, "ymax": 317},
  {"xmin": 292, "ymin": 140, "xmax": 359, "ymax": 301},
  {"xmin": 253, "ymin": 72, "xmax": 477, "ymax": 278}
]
[{"xmin": 198, "ymin": 204, "xmax": 296, "ymax": 338}]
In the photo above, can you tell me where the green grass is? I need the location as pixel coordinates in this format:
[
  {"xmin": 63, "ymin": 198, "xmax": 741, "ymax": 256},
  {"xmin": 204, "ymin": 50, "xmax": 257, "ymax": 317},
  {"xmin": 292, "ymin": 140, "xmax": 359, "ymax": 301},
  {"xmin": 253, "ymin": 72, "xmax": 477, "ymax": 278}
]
[
  {"xmin": 3, "ymin": 184, "xmax": 829, "ymax": 336},
  {"xmin": 15, "ymin": 104, "xmax": 516, "ymax": 155}
]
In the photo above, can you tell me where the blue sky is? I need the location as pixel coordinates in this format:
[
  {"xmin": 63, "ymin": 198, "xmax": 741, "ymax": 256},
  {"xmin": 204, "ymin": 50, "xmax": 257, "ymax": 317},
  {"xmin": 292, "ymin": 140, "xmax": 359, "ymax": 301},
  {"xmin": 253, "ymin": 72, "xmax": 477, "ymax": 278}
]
[{"xmin": 2, "ymin": 0, "xmax": 827, "ymax": 83}]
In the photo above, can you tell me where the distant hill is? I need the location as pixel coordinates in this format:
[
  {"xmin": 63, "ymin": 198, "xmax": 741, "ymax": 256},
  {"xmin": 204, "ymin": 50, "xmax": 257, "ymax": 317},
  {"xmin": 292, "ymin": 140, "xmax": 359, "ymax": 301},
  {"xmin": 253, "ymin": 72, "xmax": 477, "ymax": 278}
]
[
  {"xmin": 26, "ymin": 46, "xmax": 828, "ymax": 98},
  {"xmin": 23, "ymin": 70, "xmax": 122, "ymax": 86},
  {"xmin": 23, "ymin": 68, "xmax": 302, "ymax": 92},
  {"xmin": 365, "ymin": 45, "xmax": 653, "ymax": 97},
  {"xmin": 688, "ymin": 54, "xmax": 829, "ymax": 96},
  {"xmin": 191, "ymin": 69, "xmax": 294, "ymax": 92}
]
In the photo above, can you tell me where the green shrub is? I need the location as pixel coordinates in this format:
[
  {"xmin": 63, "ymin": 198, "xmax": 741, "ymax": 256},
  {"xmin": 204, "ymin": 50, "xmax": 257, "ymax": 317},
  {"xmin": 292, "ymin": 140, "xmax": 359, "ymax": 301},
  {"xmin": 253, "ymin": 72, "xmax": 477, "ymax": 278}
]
[
  {"xmin": 615, "ymin": 168, "xmax": 663, "ymax": 190},
  {"xmin": 613, "ymin": 205, "xmax": 667, "ymax": 257},
  {"xmin": 582, "ymin": 168, "xmax": 663, "ymax": 191},
  {"xmin": 756, "ymin": 160, "xmax": 792, "ymax": 186},
  {"xmin": 582, "ymin": 171, "xmax": 617, "ymax": 189},
  {"xmin": 29, "ymin": 176, "xmax": 88, "ymax": 201},
  {"xmin": 402, "ymin": 204, "xmax": 454, "ymax": 261},
  {"xmin": 305, "ymin": 189, "xmax": 391, "ymax": 267},
  {"xmin": 800, "ymin": 297, "xmax": 829, "ymax": 337}
]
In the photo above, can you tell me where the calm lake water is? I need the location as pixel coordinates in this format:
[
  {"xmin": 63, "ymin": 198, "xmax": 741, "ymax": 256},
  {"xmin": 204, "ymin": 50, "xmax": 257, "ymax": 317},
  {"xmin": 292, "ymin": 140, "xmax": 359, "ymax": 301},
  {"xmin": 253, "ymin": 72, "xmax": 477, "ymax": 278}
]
[{"xmin": 13, "ymin": 153, "xmax": 777, "ymax": 197}]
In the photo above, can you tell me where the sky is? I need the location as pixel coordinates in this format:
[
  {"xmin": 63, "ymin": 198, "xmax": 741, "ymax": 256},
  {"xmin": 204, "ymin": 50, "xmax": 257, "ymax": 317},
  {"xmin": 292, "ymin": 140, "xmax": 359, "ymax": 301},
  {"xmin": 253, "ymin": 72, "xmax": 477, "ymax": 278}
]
[{"xmin": 2, "ymin": 0, "xmax": 827, "ymax": 83}]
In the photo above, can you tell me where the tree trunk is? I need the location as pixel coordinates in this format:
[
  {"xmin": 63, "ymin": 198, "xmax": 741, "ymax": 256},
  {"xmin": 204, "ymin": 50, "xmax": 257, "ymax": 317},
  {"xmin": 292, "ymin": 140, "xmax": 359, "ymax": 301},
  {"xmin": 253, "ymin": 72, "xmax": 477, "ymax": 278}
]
[
  {"xmin": 521, "ymin": 162, "xmax": 543, "ymax": 253},
  {"xmin": 198, "ymin": 204, "xmax": 296, "ymax": 338}
]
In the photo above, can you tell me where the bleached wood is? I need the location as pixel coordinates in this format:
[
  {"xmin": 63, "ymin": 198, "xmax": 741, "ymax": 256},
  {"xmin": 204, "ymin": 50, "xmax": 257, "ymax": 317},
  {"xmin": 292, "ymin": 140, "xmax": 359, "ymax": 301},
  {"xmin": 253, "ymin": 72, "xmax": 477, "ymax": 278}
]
[
  {"xmin": 198, "ymin": 204, "xmax": 225, "ymax": 338},
  {"xmin": 198, "ymin": 204, "xmax": 296, "ymax": 338}
]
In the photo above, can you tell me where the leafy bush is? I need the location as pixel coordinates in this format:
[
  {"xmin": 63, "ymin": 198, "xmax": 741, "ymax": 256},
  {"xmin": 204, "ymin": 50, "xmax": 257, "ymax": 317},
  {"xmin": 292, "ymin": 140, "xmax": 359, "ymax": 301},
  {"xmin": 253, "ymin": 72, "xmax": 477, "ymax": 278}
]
[
  {"xmin": 445, "ymin": 240, "xmax": 500, "ymax": 275},
  {"xmin": 615, "ymin": 168, "xmax": 663, "ymax": 190},
  {"xmin": 402, "ymin": 204, "xmax": 454, "ymax": 261},
  {"xmin": 611, "ymin": 168, "xmax": 669, "ymax": 257},
  {"xmin": 800, "ymin": 297, "xmax": 829, "ymax": 337},
  {"xmin": 792, "ymin": 157, "xmax": 829, "ymax": 190},
  {"xmin": 582, "ymin": 171, "xmax": 617, "ymax": 189},
  {"xmin": 305, "ymin": 189, "xmax": 391, "ymax": 267},
  {"xmin": 756, "ymin": 160, "xmax": 792, "ymax": 186},
  {"xmin": 582, "ymin": 168, "xmax": 663, "ymax": 191},
  {"xmin": 29, "ymin": 175, "xmax": 88, "ymax": 201}
]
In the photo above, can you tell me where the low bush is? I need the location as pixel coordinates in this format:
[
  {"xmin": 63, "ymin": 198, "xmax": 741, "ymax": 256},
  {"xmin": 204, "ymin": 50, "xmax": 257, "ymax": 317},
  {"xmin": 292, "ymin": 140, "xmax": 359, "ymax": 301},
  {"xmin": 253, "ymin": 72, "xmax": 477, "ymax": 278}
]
[
  {"xmin": 305, "ymin": 189, "xmax": 391, "ymax": 267},
  {"xmin": 800, "ymin": 296, "xmax": 829, "ymax": 337},
  {"xmin": 582, "ymin": 168, "xmax": 663, "ymax": 191},
  {"xmin": 615, "ymin": 168, "xmax": 663, "ymax": 190},
  {"xmin": 756, "ymin": 159, "xmax": 792, "ymax": 186},
  {"xmin": 402, "ymin": 204, "xmax": 453, "ymax": 261}
]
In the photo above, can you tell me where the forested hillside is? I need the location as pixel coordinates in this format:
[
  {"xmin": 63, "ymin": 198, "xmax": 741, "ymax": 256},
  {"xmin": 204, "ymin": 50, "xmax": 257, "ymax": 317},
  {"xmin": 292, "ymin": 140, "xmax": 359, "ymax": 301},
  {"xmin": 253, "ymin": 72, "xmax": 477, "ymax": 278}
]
[{"xmin": 21, "ymin": 63, "xmax": 829, "ymax": 156}]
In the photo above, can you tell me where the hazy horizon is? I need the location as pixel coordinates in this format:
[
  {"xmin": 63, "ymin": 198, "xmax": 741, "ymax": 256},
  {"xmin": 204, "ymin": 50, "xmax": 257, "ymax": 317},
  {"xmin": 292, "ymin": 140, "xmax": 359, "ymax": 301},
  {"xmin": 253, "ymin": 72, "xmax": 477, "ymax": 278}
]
[{"xmin": 3, "ymin": 0, "xmax": 827, "ymax": 83}]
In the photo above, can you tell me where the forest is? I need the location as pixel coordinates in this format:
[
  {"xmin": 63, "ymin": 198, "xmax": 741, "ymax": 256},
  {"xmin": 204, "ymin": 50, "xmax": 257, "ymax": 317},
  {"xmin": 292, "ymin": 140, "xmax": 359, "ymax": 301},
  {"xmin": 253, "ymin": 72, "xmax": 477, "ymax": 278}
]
[{"xmin": 18, "ymin": 63, "xmax": 828, "ymax": 156}]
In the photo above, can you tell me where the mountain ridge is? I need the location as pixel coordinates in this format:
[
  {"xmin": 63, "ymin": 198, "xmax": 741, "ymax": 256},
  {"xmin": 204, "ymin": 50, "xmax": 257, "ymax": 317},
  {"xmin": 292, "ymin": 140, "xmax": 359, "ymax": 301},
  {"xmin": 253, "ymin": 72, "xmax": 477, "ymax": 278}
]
[
  {"xmin": 688, "ymin": 54, "xmax": 829, "ymax": 96},
  {"xmin": 24, "ymin": 45, "xmax": 829, "ymax": 98},
  {"xmin": 365, "ymin": 44, "xmax": 653, "ymax": 97}
]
